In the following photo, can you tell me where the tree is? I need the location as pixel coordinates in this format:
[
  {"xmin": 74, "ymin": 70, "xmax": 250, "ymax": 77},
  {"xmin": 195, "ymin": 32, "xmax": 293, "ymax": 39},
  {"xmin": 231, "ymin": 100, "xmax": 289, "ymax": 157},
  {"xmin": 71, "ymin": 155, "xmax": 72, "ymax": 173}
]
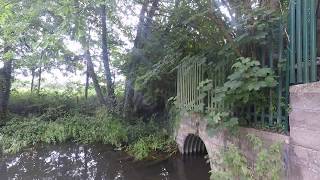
[
  {"xmin": 0, "ymin": 57, "xmax": 12, "ymax": 121},
  {"xmin": 100, "ymin": 4, "xmax": 116, "ymax": 109},
  {"xmin": 123, "ymin": 0, "xmax": 160, "ymax": 117}
]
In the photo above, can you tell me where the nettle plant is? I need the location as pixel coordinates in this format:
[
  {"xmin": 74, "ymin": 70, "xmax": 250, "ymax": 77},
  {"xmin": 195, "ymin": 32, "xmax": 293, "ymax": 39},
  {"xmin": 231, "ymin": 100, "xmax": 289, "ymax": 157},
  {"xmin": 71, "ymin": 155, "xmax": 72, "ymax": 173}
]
[{"xmin": 199, "ymin": 57, "xmax": 277, "ymax": 133}]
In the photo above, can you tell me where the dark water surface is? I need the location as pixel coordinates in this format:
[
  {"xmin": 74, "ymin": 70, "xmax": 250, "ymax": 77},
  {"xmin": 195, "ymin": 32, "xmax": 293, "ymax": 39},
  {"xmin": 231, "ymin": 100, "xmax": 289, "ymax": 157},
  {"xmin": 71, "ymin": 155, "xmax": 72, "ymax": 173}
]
[{"xmin": 0, "ymin": 143, "xmax": 210, "ymax": 180}]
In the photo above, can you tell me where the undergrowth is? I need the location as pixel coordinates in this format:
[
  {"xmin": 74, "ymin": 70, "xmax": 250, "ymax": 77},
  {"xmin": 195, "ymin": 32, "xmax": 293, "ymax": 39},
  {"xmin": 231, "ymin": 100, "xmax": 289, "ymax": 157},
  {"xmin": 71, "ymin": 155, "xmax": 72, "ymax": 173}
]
[
  {"xmin": 209, "ymin": 134, "xmax": 283, "ymax": 180},
  {"xmin": 0, "ymin": 108, "xmax": 177, "ymax": 160}
]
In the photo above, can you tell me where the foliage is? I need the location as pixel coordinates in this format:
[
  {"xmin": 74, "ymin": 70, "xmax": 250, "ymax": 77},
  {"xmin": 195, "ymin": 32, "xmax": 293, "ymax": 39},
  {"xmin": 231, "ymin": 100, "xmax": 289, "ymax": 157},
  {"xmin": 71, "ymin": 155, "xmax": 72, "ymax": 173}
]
[
  {"xmin": 0, "ymin": 110, "xmax": 128, "ymax": 154},
  {"xmin": 247, "ymin": 134, "xmax": 283, "ymax": 179},
  {"xmin": 127, "ymin": 134, "xmax": 176, "ymax": 160},
  {"xmin": 197, "ymin": 57, "xmax": 278, "ymax": 134},
  {"xmin": 0, "ymin": 106, "xmax": 177, "ymax": 160},
  {"xmin": 8, "ymin": 90, "xmax": 99, "ymax": 117},
  {"xmin": 205, "ymin": 111, "xmax": 239, "ymax": 136},
  {"xmin": 210, "ymin": 144, "xmax": 252, "ymax": 180},
  {"xmin": 210, "ymin": 134, "xmax": 283, "ymax": 180},
  {"xmin": 208, "ymin": 57, "xmax": 277, "ymax": 107}
]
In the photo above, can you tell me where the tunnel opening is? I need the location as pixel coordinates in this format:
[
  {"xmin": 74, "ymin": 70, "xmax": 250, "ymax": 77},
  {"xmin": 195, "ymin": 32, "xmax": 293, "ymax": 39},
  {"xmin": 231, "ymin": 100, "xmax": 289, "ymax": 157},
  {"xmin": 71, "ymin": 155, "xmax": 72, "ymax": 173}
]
[
  {"xmin": 181, "ymin": 134, "xmax": 211, "ymax": 179},
  {"xmin": 183, "ymin": 134, "xmax": 208, "ymax": 155}
]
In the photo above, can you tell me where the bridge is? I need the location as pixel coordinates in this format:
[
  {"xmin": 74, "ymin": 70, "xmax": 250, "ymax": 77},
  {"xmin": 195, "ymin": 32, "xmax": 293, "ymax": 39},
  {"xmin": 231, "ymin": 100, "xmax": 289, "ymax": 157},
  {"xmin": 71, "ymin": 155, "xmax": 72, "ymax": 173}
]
[{"xmin": 174, "ymin": 1, "xmax": 320, "ymax": 179}]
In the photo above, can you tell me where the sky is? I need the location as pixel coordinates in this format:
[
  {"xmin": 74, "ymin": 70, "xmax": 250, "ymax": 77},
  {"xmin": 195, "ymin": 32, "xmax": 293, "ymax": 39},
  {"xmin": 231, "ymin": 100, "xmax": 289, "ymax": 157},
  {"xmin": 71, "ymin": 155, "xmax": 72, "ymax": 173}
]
[
  {"xmin": 8, "ymin": 3, "xmax": 140, "ymax": 91},
  {"xmin": 2, "ymin": 1, "xmax": 232, "ymax": 91}
]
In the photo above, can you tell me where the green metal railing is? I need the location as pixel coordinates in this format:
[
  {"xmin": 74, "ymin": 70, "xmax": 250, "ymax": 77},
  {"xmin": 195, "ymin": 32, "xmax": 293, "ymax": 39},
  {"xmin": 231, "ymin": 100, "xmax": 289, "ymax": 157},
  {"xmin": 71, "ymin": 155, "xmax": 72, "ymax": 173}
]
[
  {"xmin": 177, "ymin": 0, "xmax": 318, "ymax": 133},
  {"xmin": 177, "ymin": 56, "xmax": 205, "ymax": 111},
  {"xmin": 289, "ymin": 0, "xmax": 318, "ymax": 84}
]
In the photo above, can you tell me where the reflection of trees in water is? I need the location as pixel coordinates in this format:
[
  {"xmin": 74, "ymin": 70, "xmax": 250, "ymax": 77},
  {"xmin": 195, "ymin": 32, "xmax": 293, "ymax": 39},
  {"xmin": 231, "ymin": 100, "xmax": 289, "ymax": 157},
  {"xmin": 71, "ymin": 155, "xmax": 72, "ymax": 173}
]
[
  {"xmin": 176, "ymin": 156, "xmax": 187, "ymax": 180},
  {"xmin": 0, "ymin": 144, "xmax": 210, "ymax": 180},
  {"xmin": 0, "ymin": 144, "xmax": 119, "ymax": 179}
]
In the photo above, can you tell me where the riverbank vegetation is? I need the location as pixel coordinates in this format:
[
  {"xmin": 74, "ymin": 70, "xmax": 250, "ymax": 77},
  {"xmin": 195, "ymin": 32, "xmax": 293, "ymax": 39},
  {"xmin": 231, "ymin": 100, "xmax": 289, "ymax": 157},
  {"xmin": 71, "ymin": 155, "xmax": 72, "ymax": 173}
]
[
  {"xmin": 1, "ymin": 91, "xmax": 176, "ymax": 160},
  {"xmin": 1, "ymin": 0, "xmax": 290, "ymax": 178},
  {"xmin": 210, "ymin": 134, "xmax": 283, "ymax": 180}
]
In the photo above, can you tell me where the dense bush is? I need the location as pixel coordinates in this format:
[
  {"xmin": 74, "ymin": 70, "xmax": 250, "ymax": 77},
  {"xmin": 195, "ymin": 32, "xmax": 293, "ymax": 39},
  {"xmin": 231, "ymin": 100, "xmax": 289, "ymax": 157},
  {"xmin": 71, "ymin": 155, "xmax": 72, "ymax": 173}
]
[{"xmin": 127, "ymin": 134, "xmax": 176, "ymax": 160}]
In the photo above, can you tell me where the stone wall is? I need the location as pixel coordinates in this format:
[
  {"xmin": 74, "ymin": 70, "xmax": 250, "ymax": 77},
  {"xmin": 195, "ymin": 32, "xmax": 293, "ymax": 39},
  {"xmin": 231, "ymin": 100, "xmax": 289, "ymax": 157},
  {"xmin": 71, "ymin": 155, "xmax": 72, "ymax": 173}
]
[
  {"xmin": 175, "ymin": 113, "xmax": 290, "ymax": 177},
  {"xmin": 289, "ymin": 82, "xmax": 320, "ymax": 180},
  {"xmin": 175, "ymin": 81, "xmax": 320, "ymax": 180}
]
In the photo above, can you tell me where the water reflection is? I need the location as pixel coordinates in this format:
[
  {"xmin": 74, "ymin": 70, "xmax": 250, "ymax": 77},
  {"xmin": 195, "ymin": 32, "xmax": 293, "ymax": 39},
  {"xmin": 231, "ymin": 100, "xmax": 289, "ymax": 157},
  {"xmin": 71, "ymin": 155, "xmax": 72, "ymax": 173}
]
[{"xmin": 0, "ymin": 143, "xmax": 210, "ymax": 180}]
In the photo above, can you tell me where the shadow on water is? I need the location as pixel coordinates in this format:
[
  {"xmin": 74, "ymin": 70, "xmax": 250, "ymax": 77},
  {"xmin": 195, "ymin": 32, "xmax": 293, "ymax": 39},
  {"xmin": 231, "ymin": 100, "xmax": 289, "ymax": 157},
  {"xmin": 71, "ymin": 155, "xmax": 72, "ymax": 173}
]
[{"xmin": 0, "ymin": 143, "xmax": 210, "ymax": 180}]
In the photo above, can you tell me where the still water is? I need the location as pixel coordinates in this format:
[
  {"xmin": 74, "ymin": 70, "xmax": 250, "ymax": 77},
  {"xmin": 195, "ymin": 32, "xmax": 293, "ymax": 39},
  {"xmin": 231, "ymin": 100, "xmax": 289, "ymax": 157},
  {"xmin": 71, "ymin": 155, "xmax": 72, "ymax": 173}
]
[{"xmin": 0, "ymin": 143, "xmax": 210, "ymax": 180}]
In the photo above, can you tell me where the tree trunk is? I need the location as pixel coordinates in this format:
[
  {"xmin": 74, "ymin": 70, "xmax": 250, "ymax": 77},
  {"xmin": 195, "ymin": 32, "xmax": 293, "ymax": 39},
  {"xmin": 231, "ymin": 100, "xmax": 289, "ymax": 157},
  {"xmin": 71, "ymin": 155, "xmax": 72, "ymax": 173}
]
[
  {"xmin": 123, "ymin": 0, "xmax": 149, "ymax": 117},
  {"xmin": 85, "ymin": 49, "xmax": 106, "ymax": 105},
  {"xmin": 144, "ymin": 0, "xmax": 160, "ymax": 38},
  {"xmin": 100, "ymin": 4, "xmax": 116, "ymax": 109},
  {"xmin": 31, "ymin": 68, "xmax": 35, "ymax": 93},
  {"xmin": 85, "ymin": 67, "xmax": 89, "ymax": 99},
  {"xmin": 0, "ymin": 59, "xmax": 12, "ymax": 122},
  {"xmin": 123, "ymin": 0, "xmax": 160, "ymax": 117},
  {"xmin": 37, "ymin": 66, "xmax": 42, "ymax": 95}
]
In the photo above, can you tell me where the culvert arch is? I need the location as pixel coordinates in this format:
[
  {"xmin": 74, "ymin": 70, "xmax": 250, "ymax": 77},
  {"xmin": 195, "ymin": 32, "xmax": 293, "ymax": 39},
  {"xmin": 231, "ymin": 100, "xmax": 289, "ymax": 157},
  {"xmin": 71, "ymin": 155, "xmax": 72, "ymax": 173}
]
[{"xmin": 182, "ymin": 134, "xmax": 207, "ymax": 155}]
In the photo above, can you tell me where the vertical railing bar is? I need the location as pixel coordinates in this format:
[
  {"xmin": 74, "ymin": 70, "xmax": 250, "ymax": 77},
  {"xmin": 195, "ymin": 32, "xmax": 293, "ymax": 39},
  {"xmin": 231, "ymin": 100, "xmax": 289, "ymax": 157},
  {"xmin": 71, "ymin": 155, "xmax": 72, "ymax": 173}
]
[
  {"xmin": 199, "ymin": 63, "xmax": 201, "ymax": 110},
  {"xmin": 277, "ymin": 20, "xmax": 284, "ymax": 125},
  {"xmin": 310, "ymin": 0, "xmax": 317, "ymax": 82},
  {"xmin": 188, "ymin": 62, "xmax": 191, "ymax": 108},
  {"xmin": 196, "ymin": 62, "xmax": 199, "ymax": 108},
  {"xmin": 191, "ymin": 63, "xmax": 193, "ymax": 109},
  {"xmin": 290, "ymin": 0, "xmax": 296, "ymax": 83},
  {"xmin": 184, "ymin": 64, "xmax": 187, "ymax": 108},
  {"xmin": 222, "ymin": 63, "xmax": 225, "ymax": 111},
  {"xmin": 198, "ymin": 63, "xmax": 201, "ymax": 108},
  {"xmin": 296, "ymin": 0, "xmax": 303, "ymax": 83},
  {"xmin": 183, "ymin": 64, "xmax": 185, "ymax": 108},
  {"xmin": 189, "ymin": 64, "xmax": 191, "ymax": 110},
  {"xmin": 193, "ymin": 63, "xmax": 196, "ymax": 109},
  {"xmin": 214, "ymin": 70, "xmax": 218, "ymax": 110},
  {"xmin": 177, "ymin": 67, "xmax": 180, "ymax": 106},
  {"xmin": 201, "ymin": 63, "xmax": 204, "ymax": 111},
  {"xmin": 253, "ymin": 104, "xmax": 258, "ymax": 124},
  {"xmin": 268, "ymin": 38, "xmax": 274, "ymax": 126},
  {"xmin": 303, "ymin": 0, "xmax": 309, "ymax": 83},
  {"xmin": 181, "ymin": 65, "xmax": 184, "ymax": 107},
  {"xmin": 218, "ymin": 68, "xmax": 221, "ymax": 111},
  {"xmin": 200, "ymin": 63, "xmax": 202, "ymax": 109},
  {"xmin": 208, "ymin": 70, "xmax": 211, "ymax": 111},
  {"xmin": 261, "ymin": 47, "xmax": 266, "ymax": 125}
]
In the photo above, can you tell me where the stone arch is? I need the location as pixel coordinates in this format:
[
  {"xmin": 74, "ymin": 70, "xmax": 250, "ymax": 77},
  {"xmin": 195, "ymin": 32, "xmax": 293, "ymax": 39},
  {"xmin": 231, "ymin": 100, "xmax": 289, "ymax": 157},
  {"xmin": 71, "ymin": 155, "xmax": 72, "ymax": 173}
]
[
  {"xmin": 183, "ymin": 134, "xmax": 207, "ymax": 155},
  {"xmin": 175, "ymin": 113, "xmax": 218, "ymax": 169}
]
